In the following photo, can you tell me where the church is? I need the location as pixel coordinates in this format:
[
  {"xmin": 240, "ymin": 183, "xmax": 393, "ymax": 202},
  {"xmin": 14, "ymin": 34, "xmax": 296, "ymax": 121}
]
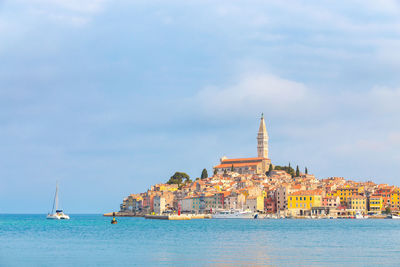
[{"xmin": 213, "ymin": 114, "xmax": 272, "ymax": 175}]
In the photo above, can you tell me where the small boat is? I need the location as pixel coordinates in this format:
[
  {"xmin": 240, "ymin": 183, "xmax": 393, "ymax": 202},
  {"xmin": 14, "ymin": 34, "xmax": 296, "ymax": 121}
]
[
  {"xmin": 355, "ymin": 211, "xmax": 367, "ymax": 219},
  {"xmin": 212, "ymin": 209, "xmax": 256, "ymax": 219},
  {"xmin": 264, "ymin": 214, "xmax": 278, "ymax": 219},
  {"xmin": 46, "ymin": 183, "xmax": 70, "ymax": 220},
  {"xmin": 388, "ymin": 214, "xmax": 400, "ymax": 219}
]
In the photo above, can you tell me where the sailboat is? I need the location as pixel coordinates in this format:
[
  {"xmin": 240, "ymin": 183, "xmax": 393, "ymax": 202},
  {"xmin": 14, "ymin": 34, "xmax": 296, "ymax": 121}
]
[{"xmin": 46, "ymin": 182, "xmax": 70, "ymax": 220}]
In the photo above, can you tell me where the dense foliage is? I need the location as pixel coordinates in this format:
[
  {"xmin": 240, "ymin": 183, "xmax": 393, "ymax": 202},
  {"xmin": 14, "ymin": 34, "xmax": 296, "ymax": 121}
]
[
  {"xmin": 274, "ymin": 164, "xmax": 295, "ymax": 177},
  {"xmin": 167, "ymin": 172, "xmax": 192, "ymax": 186},
  {"xmin": 201, "ymin": 168, "xmax": 208, "ymax": 179}
]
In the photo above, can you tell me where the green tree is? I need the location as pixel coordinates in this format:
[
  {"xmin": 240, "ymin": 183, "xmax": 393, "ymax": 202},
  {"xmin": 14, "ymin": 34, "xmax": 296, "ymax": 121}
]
[
  {"xmin": 201, "ymin": 168, "xmax": 208, "ymax": 179},
  {"xmin": 231, "ymin": 164, "xmax": 234, "ymax": 172},
  {"xmin": 166, "ymin": 172, "xmax": 191, "ymax": 186},
  {"xmin": 385, "ymin": 206, "xmax": 391, "ymax": 214},
  {"xmin": 267, "ymin": 163, "xmax": 273, "ymax": 176},
  {"xmin": 296, "ymin": 165, "xmax": 300, "ymax": 177},
  {"xmin": 223, "ymin": 169, "xmax": 227, "ymax": 175},
  {"xmin": 305, "ymin": 167, "xmax": 308, "ymax": 174},
  {"xmin": 213, "ymin": 168, "xmax": 217, "ymax": 175},
  {"xmin": 274, "ymin": 164, "xmax": 295, "ymax": 177}
]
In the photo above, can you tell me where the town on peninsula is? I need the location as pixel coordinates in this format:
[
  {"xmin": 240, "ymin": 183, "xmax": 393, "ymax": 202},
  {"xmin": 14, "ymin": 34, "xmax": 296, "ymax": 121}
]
[{"xmin": 108, "ymin": 114, "xmax": 399, "ymax": 219}]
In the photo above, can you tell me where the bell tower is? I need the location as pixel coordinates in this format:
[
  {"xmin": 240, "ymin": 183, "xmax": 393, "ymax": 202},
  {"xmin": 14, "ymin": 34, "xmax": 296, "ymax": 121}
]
[{"xmin": 257, "ymin": 113, "xmax": 269, "ymax": 158}]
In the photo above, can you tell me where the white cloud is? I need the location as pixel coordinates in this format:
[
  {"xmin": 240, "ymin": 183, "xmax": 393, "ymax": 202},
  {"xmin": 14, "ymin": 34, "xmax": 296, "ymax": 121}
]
[
  {"xmin": 12, "ymin": 0, "xmax": 108, "ymax": 26},
  {"xmin": 369, "ymin": 86, "xmax": 400, "ymax": 113},
  {"xmin": 194, "ymin": 72, "xmax": 317, "ymax": 118},
  {"xmin": 23, "ymin": 0, "xmax": 107, "ymax": 13}
]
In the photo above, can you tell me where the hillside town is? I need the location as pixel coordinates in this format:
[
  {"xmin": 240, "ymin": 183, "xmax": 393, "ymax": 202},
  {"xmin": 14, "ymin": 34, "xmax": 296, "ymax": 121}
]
[{"xmin": 119, "ymin": 115, "xmax": 399, "ymax": 218}]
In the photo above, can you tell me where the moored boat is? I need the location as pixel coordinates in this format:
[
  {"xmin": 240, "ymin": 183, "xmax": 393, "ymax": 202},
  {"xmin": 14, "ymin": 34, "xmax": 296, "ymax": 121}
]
[
  {"xmin": 212, "ymin": 209, "xmax": 257, "ymax": 219},
  {"xmin": 355, "ymin": 211, "xmax": 367, "ymax": 219},
  {"xmin": 387, "ymin": 214, "xmax": 400, "ymax": 219}
]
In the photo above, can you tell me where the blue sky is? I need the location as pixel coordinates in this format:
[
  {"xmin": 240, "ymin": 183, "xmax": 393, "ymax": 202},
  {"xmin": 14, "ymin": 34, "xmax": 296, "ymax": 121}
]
[{"xmin": 1, "ymin": 0, "xmax": 400, "ymax": 213}]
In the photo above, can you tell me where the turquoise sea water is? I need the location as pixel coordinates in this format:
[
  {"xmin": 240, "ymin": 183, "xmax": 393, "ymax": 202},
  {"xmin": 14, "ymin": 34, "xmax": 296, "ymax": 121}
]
[{"xmin": 1, "ymin": 214, "xmax": 400, "ymax": 266}]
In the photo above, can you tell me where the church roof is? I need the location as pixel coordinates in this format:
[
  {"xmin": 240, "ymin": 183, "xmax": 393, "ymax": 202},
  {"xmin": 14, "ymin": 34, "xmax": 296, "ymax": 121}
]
[
  {"xmin": 214, "ymin": 162, "xmax": 260, "ymax": 168},
  {"xmin": 221, "ymin": 157, "xmax": 265, "ymax": 163},
  {"xmin": 214, "ymin": 157, "xmax": 269, "ymax": 168}
]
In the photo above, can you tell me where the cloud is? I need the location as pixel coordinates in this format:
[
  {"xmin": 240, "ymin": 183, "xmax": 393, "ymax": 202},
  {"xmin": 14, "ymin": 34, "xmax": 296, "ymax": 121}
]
[
  {"xmin": 21, "ymin": 0, "xmax": 107, "ymax": 13},
  {"xmin": 193, "ymin": 72, "xmax": 318, "ymax": 119},
  {"xmin": 12, "ymin": 0, "xmax": 108, "ymax": 26}
]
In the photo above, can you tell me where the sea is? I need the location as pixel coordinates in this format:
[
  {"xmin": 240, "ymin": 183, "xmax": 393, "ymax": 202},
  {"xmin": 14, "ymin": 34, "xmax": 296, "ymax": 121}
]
[{"xmin": 1, "ymin": 214, "xmax": 400, "ymax": 266}]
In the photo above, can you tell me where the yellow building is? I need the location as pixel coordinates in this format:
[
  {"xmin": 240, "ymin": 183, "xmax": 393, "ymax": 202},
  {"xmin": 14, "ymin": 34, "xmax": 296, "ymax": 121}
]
[
  {"xmin": 288, "ymin": 190, "xmax": 323, "ymax": 216},
  {"xmin": 245, "ymin": 196, "xmax": 264, "ymax": 212},
  {"xmin": 151, "ymin": 184, "xmax": 178, "ymax": 192},
  {"xmin": 369, "ymin": 195, "xmax": 383, "ymax": 213},
  {"xmin": 390, "ymin": 189, "xmax": 400, "ymax": 211},
  {"xmin": 347, "ymin": 195, "xmax": 367, "ymax": 213},
  {"xmin": 336, "ymin": 187, "xmax": 364, "ymax": 205}
]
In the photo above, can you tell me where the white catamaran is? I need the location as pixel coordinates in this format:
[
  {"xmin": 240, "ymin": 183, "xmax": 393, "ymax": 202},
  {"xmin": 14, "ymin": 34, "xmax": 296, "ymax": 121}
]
[{"xmin": 46, "ymin": 183, "xmax": 70, "ymax": 220}]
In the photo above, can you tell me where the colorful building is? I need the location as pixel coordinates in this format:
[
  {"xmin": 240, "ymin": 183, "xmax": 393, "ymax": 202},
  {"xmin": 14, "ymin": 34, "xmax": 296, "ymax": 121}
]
[
  {"xmin": 288, "ymin": 190, "xmax": 323, "ymax": 216},
  {"xmin": 322, "ymin": 196, "xmax": 340, "ymax": 208},
  {"xmin": 245, "ymin": 196, "xmax": 264, "ymax": 212},
  {"xmin": 347, "ymin": 195, "xmax": 367, "ymax": 213},
  {"xmin": 369, "ymin": 195, "xmax": 383, "ymax": 213},
  {"xmin": 336, "ymin": 187, "xmax": 364, "ymax": 205},
  {"xmin": 390, "ymin": 189, "xmax": 400, "ymax": 211}
]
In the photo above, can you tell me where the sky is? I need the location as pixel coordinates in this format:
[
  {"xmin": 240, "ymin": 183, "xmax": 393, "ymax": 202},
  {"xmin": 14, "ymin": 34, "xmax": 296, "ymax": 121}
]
[{"xmin": 1, "ymin": 0, "xmax": 400, "ymax": 213}]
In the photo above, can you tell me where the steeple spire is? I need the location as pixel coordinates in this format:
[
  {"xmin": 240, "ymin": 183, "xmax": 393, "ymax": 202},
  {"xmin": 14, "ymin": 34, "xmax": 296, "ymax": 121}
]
[{"xmin": 257, "ymin": 113, "xmax": 269, "ymax": 158}]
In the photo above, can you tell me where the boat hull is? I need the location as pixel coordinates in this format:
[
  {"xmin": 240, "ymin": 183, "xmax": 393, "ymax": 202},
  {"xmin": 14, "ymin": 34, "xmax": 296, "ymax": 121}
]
[
  {"xmin": 46, "ymin": 214, "xmax": 70, "ymax": 220},
  {"xmin": 212, "ymin": 210, "xmax": 257, "ymax": 219}
]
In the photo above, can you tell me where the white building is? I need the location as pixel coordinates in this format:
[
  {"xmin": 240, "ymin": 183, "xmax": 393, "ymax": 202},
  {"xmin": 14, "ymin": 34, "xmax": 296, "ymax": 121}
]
[
  {"xmin": 153, "ymin": 196, "xmax": 166, "ymax": 214},
  {"xmin": 275, "ymin": 186, "xmax": 288, "ymax": 211},
  {"xmin": 180, "ymin": 197, "xmax": 193, "ymax": 213}
]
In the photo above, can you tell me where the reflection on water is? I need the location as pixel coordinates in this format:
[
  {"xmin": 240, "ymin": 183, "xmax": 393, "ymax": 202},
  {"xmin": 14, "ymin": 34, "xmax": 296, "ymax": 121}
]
[{"xmin": 1, "ymin": 215, "xmax": 400, "ymax": 266}]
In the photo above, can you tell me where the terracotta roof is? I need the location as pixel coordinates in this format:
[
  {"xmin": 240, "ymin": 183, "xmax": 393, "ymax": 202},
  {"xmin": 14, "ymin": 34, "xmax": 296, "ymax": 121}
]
[
  {"xmin": 214, "ymin": 162, "xmax": 260, "ymax": 168},
  {"xmin": 221, "ymin": 157, "xmax": 266, "ymax": 163}
]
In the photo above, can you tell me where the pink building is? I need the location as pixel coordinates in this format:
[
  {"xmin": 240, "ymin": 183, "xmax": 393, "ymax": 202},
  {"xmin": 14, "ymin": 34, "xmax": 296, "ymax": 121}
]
[
  {"xmin": 265, "ymin": 197, "xmax": 277, "ymax": 213},
  {"xmin": 322, "ymin": 196, "xmax": 340, "ymax": 208}
]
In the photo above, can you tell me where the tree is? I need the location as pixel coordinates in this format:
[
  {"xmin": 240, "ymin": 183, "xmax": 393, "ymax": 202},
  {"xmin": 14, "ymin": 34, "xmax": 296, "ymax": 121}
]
[
  {"xmin": 267, "ymin": 163, "xmax": 273, "ymax": 176},
  {"xmin": 385, "ymin": 206, "xmax": 391, "ymax": 214},
  {"xmin": 223, "ymin": 169, "xmax": 227, "ymax": 175},
  {"xmin": 305, "ymin": 167, "xmax": 308, "ymax": 174},
  {"xmin": 274, "ymin": 164, "xmax": 295, "ymax": 177},
  {"xmin": 296, "ymin": 165, "xmax": 300, "ymax": 177},
  {"xmin": 167, "ymin": 172, "xmax": 191, "ymax": 186},
  {"xmin": 201, "ymin": 168, "xmax": 208, "ymax": 179},
  {"xmin": 213, "ymin": 168, "xmax": 217, "ymax": 175},
  {"xmin": 231, "ymin": 164, "xmax": 234, "ymax": 172}
]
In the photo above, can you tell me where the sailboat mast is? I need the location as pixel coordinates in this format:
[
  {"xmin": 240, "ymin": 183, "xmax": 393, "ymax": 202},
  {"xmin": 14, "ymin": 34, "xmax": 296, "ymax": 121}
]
[{"xmin": 52, "ymin": 183, "xmax": 59, "ymax": 213}]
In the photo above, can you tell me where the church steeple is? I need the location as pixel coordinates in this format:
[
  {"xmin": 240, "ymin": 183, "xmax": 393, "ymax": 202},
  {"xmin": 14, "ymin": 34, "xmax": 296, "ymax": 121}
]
[{"xmin": 257, "ymin": 113, "xmax": 269, "ymax": 158}]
